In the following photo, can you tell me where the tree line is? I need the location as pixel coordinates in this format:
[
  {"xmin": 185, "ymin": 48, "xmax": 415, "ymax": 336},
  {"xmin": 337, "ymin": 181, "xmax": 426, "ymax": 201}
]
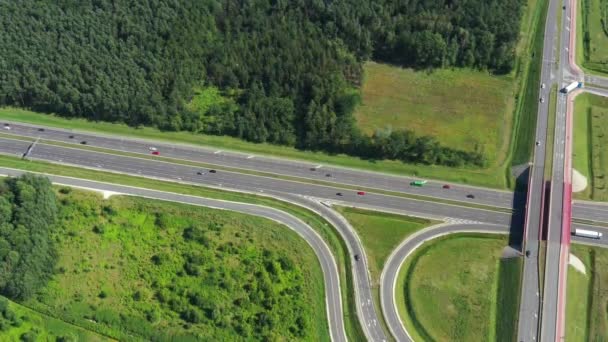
[
  {"xmin": 0, "ymin": 0, "xmax": 523, "ymax": 167},
  {"xmin": 0, "ymin": 174, "xmax": 58, "ymax": 301}
]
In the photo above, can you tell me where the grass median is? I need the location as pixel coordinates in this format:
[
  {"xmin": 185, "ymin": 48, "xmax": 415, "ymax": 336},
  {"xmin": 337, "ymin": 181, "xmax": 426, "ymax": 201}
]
[
  {"xmin": 577, "ymin": 0, "xmax": 608, "ymax": 75},
  {"xmin": 0, "ymin": 154, "xmax": 367, "ymax": 341},
  {"xmin": 396, "ymin": 233, "xmax": 520, "ymax": 342}
]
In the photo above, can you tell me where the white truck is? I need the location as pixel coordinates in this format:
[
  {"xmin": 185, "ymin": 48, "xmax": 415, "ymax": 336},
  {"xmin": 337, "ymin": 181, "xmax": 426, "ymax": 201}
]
[
  {"xmin": 562, "ymin": 81, "xmax": 582, "ymax": 93},
  {"xmin": 573, "ymin": 228, "xmax": 603, "ymax": 239}
]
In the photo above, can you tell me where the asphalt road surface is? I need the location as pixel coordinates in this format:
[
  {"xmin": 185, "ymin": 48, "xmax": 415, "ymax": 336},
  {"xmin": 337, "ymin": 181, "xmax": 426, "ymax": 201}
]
[
  {"xmin": 380, "ymin": 223, "xmax": 510, "ymax": 341},
  {"xmin": 517, "ymin": 0, "xmax": 560, "ymax": 338},
  {"xmin": 0, "ymin": 167, "xmax": 348, "ymax": 342},
  {"xmin": 0, "ymin": 121, "xmax": 516, "ymax": 208}
]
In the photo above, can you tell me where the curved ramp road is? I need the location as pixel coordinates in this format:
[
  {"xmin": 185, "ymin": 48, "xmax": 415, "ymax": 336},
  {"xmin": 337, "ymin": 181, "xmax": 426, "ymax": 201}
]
[
  {"xmin": 0, "ymin": 168, "xmax": 348, "ymax": 342},
  {"xmin": 380, "ymin": 223, "xmax": 510, "ymax": 341},
  {"xmin": 0, "ymin": 122, "xmax": 516, "ymax": 208}
]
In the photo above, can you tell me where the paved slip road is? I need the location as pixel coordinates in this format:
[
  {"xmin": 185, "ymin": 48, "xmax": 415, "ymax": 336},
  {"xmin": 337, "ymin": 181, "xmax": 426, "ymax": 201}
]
[
  {"xmin": 0, "ymin": 168, "xmax": 349, "ymax": 342},
  {"xmin": 0, "ymin": 122, "xmax": 516, "ymax": 208}
]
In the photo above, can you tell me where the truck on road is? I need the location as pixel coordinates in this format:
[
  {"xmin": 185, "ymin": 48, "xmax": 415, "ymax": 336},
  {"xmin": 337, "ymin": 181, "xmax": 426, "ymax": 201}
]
[
  {"xmin": 410, "ymin": 180, "xmax": 427, "ymax": 187},
  {"xmin": 561, "ymin": 81, "xmax": 582, "ymax": 93},
  {"xmin": 573, "ymin": 228, "xmax": 603, "ymax": 239}
]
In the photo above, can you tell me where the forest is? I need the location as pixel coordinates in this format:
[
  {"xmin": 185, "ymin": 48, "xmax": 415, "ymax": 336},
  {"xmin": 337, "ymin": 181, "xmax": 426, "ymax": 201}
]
[{"xmin": 0, "ymin": 0, "xmax": 524, "ymax": 167}]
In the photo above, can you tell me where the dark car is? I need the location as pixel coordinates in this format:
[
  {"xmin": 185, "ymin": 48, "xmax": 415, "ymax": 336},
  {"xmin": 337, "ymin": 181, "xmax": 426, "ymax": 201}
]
[
  {"xmin": 196, "ymin": 171, "xmax": 204, "ymax": 175},
  {"xmin": 325, "ymin": 173, "xmax": 332, "ymax": 177},
  {"xmin": 525, "ymin": 250, "xmax": 531, "ymax": 257},
  {"xmin": 80, "ymin": 141, "xmax": 87, "ymax": 145},
  {"xmin": 310, "ymin": 167, "xmax": 317, "ymax": 171},
  {"xmin": 442, "ymin": 184, "xmax": 451, "ymax": 189},
  {"xmin": 466, "ymin": 194, "xmax": 475, "ymax": 199},
  {"xmin": 209, "ymin": 169, "xmax": 217, "ymax": 173},
  {"xmin": 38, "ymin": 128, "xmax": 45, "ymax": 132},
  {"xmin": 354, "ymin": 254, "xmax": 360, "ymax": 261},
  {"xmin": 69, "ymin": 135, "xmax": 75, "ymax": 139},
  {"xmin": 336, "ymin": 192, "xmax": 343, "ymax": 196}
]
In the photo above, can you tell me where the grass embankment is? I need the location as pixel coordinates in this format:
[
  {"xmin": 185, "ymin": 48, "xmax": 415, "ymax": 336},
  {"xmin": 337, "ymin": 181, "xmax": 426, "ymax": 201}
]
[
  {"xmin": 495, "ymin": 257, "xmax": 523, "ymax": 342},
  {"xmin": 0, "ymin": 155, "xmax": 366, "ymax": 340},
  {"xmin": 566, "ymin": 244, "xmax": 608, "ymax": 341},
  {"xmin": 0, "ymin": 296, "xmax": 111, "ymax": 341},
  {"xmin": 26, "ymin": 189, "xmax": 327, "ymax": 341},
  {"xmin": 334, "ymin": 206, "xmax": 437, "ymax": 339},
  {"xmin": 572, "ymin": 93, "xmax": 608, "ymax": 200},
  {"xmin": 396, "ymin": 234, "xmax": 521, "ymax": 342},
  {"xmin": 577, "ymin": 0, "xmax": 608, "ymax": 75}
]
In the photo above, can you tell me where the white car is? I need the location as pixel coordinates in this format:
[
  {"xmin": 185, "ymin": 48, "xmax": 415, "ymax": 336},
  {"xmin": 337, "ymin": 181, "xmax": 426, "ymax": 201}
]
[
  {"xmin": 536, "ymin": 141, "xmax": 541, "ymax": 146},
  {"xmin": 541, "ymin": 83, "xmax": 546, "ymax": 89},
  {"xmin": 540, "ymin": 97, "xmax": 545, "ymax": 103},
  {"xmin": 3, "ymin": 126, "xmax": 10, "ymax": 130},
  {"xmin": 148, "ymin": 147, "xmax": 157, "ymax": 151}
]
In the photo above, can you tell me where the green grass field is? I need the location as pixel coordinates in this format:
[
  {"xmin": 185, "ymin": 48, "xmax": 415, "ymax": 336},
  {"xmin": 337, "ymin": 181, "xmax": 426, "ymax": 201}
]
[
  {"xmin": 566, "ymin": 243, "xmax": 608, "ymax": 341},
  {"xmin": 397, "ymin": 234, "xmax": 516, "ymax": 341},
  {"xmin": 25, "ymin": 189, "xmax": 328, "ymax": 341},
  {"xmin": 0, "ymin": 296, "xmax": 111, "ymax": 341},
  {"xmin": 572, "ymin": 93, "xmax": 608, "ymax": 200},
  {"xmin": 495, "ymin": 257, "xmax": 523, "ymax": 342},
  {"xmin": 354, "ymin": 63, "xmax": 515, "ymax": 164},
  {"xmin": 578, "ymin": 0, "xmax": 608, "ymax": 74},
  {"xmin": 0, "ymin": 154, "xmax": 366, "ymax": 341}
]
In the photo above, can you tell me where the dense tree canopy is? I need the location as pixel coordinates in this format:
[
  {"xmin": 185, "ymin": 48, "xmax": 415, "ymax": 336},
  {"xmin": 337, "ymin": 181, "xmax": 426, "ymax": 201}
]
[
  {"xmin": 0, "ymin": 0, "xmax": 524, "ymax": 167},
  {"xmin": 0, "ymin": 174, "xmax": 58, "ymax": 301}
]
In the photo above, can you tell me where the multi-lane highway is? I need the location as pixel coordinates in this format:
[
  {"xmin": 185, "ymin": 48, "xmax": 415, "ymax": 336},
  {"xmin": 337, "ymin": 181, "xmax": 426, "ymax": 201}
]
[{"xmin": 0, "ymin": 167, "xmax": 349, "ymax": 342}]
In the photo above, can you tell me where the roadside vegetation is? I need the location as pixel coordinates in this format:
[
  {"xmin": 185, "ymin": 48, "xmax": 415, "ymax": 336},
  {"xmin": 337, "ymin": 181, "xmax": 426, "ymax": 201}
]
[
  {"xmin": 0, "ymin": 155, "xmax": 366, "ymax": 341},
  {"xmin": 578, "ymin": 0, "xmax": 608, "ymax": 74},
  {"xmin": 23, "ymin": 188, "xmax": 328, "ymax": 341},
  {"xmin": 572, "ymin": 93, "xmax": 608, "ymax": 200},
  {"xmin": 0, "ymin": 296, "xmax": 110, "ymax": 341},
  {"xmin": 566, "ymin": 244, "xmax": 608, "ymax": 341},
  {"xmin": 396, "ymin": 233, "xmax": 519, "ymax": 341},
  {"xmin": 495, "ymin": 257, "xmax": 523, "ymax": 342}
]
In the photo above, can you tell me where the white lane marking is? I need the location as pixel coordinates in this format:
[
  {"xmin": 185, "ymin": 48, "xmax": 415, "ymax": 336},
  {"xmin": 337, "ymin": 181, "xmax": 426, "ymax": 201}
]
[
  {"xmin": 214, "ymin": 150, "xmax": 222, "ymax": 154},
  {"xmin": 247, "ymin": 155, "xmax": 255, "ymax": 159}
]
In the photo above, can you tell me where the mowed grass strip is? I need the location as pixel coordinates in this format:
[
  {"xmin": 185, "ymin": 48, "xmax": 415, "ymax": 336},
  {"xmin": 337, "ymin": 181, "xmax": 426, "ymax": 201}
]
[
  {"xmin": 579, "ymin": 0, "xmax": 608, "ymax": 74},
  {"xmin": 572, "ymin": 93, "xmax": 608, "ymax": 200},
  {"xmin": 565, "ymin": 243, "xmax": 608, "ymax": 341},
  {"xmin": 27, "ymin": 189, "xmax": 328, "ymax": 341},
  {"xmin": 0, "ymin": 154, "xmax": 366, "ymax": 341},
  {"xmin": 0, "ymin": 107, "xmax": 507, "ymax": 188},
  {"xmin": 0, "ymin": 296, "xmax": 112, "ymax": 341},
  {"xmin": 355, "ymin": 63, "xmax": 515, "ymax": 165},
  {"xmin": 495, "ymin": 257, "xmax": 523, "ymax": 342},
  {"xmin": 397, "ymin": 233, "xmax": 509, "ymax": 342}
]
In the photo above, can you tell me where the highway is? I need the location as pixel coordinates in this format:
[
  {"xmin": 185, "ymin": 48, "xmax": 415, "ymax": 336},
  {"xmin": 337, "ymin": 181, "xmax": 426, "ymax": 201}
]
[
  {"xmin": 0, "ymin": 167, "xmax": 349, "ymax": 342},
  {"xmin": 0, "ymin": 122, "xmax": 517, "ymax": 208}
]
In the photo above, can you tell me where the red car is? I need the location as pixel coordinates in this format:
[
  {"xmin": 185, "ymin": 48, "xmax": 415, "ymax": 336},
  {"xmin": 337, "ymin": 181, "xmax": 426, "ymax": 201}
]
[
  {"xmin": 151, "ymin": 151, "xmax": 160, "ymax": 155},
  {"xmin": 357, "ymin": 191, "xmax": 365, "ymax": 195},
  {"xmin": 442, "ymin": 184, "xmax": 451, "ymax": 189}
]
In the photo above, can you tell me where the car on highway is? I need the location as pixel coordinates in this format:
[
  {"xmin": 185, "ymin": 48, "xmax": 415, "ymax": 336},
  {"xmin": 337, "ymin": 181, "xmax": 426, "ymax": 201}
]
[
  {"xmin": 149, "ymin": 147, "xmax": 157, "ymax": 151},
  {"xmin": 541, "ymin": 83, "xmax": 545, "ymax": 89},
  {"xmin": 80, "ymin": 141, "xmax": 87, "ymax": 145},
  {"xmin": 3, "ymin": 124, "xmax": 10, "ymax": 130},
  {"xmin": 38, "ymin": 128, "xmax": 44, "ymax": 132},
  {"xmin": 196, "ymin": 171, "xmax": 205, "ymax": 175},
  {"xmin": 536, "ymin": 141, "xmax": 541, "ymax": 146},
  {"xmin": 336, "ymin": 192, "xmax": 343, "ymax": 196},
  {"xmin": 69, "ymin": 135, "xmax": 74, "ymax": 139},
  {"xmin": 442, "ymin": 184, "xmax": 451, "ymax": 189},
  {"xmin": 325, "ymin": 173, "xmax": 331, "ymax": 177},
  {"xmin": 357, "ymin": 191, "xmax": 365, "ymax": 195},
  {"xmin": 466, "ymin": 194, "xmax": 475, "ymax": 199},
  {"xmin": 151, "ymin": 151, "xmax": 160, "ymax": 155},
  {"xmin": 309, "ymin": 167, "xmax": 316, "ymax": 171},
  {"xmin": 354, "ymin": 254, "xmax": 360, "ymax": 261},
  {"xmin": 540, "ymin": 97, "xmax": 545, "ymax": 103},
  {"xmin": 209, "ymin": 169, "xmax": 217, "ymax": 173},
  {"xmin": 525, "ymin": 250, "xmax": 531, "ymax": 257}
]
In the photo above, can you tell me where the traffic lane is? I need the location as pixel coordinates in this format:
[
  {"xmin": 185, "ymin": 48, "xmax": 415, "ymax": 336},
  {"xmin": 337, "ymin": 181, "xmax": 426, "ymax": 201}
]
[
  {"xmin": 1, "ymin": 122, "xmax": 517, "ymax": 208},
  {"xmin": 573, "ymin": 201, "xmax": 608, "ymax": 221},
  {"xmin": 0, "ymin": 138, "xmax": 516, "ymax": 226},
  {"xmin": 571, "ymin": 223, "xmax": 608, "ymax": 246},
  {"xmin": 380, "ymin": 223, "xmax": 509, "ymax": 341},
  {"xmin": 0, "ymin": 167, "xmax": 348, "ymax": 342},
  {"xmin": 278, "ymin": 194, "xmax": 388, "ymax": 341}
]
